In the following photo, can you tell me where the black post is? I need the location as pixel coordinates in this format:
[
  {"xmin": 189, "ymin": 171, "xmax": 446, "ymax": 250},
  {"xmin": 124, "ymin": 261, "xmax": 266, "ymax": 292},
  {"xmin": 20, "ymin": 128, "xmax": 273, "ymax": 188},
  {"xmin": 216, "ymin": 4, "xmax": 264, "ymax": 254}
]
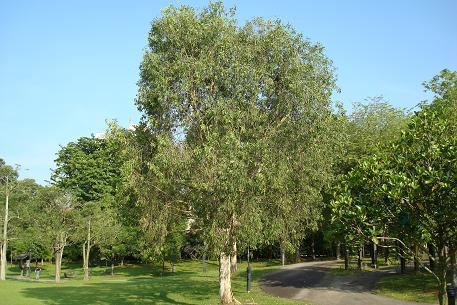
[
  {"xmin": 400, "ymin": 255, "xmax": 406, "ymax": 274},
  {"xmin": 428, "ymin": 243, "xmax": 436, "ymax": 271},
  {"xmin": 246, "ymin": 246, "xmax": 251, "ymax": 292},
  {"xmin": 371, "ymin": 241, "xmax": 377, "ymax": 269},
  {"xmin": 246, "ymin": 264, "xmax": 252, "ymax": 292},
  {"xmin": 447, "ymin": 283, "xmax": 456, "ymax": 305},
  {"xmin": 344, "ymin": 247, "xmax": 349, "ymax": 270}
]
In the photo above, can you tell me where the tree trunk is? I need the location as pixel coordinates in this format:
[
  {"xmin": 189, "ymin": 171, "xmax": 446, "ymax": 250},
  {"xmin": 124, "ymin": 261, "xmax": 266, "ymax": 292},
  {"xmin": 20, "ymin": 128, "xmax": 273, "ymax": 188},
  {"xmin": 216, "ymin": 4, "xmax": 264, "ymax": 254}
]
[
  {"xmin": 55, "ymin": 248, "xmax": 63, "ymax": 283},
  {"xmin": 202, "ymin": 253, "xmax": 206, "ymax": 273},
  {"xmin": 311, "ymin": 238, "xmax": 316, "ymax": 260},
  {"xmin": 414, "ymin": 244, "xmax": 419, "ymax": 273},
  {"xmin": 83, "ymin": 220, "xmax": 91, "ymax": 281},
  {"xmin": 280, "ymin": 245, "xmax": 285, "ymax": 266},
  {"xmin": 384, "ymin": 241, "xmax": 389, "ymax": 264},
  {"xmin": 295, "ymin": 247, "xmax": 301, "ymax": 263},
  {"xmin": 0, "ymin": 186, "xmax": 9, "ymax": 281},
  {"xmin": 120, "ymin": 257, "xmax": 124, "ymax": 267},
  {"xmin": 437, "ymin": 243, "xmax": 447, "ymax": 305},
  {"xmin": 111, "ymin": 263, "xmax": 114, "ymax": 276},
  {"xmin": 336, "ymin": 242, "xmax": 341, "ymax": 260},
  {"xmin": 230, "ymin": 242, "xmax": 237, "ymax": 274},
  {"xmin": 161, "ymin": 255, "xmax": 165, "ymax": 275},
  {"xmin": 219, "ymin": 253, "xmax": 233, "ymax": 305},
  {"xmin": 357, "ymin": 247, "xmax": 362, "ymax": 270}
]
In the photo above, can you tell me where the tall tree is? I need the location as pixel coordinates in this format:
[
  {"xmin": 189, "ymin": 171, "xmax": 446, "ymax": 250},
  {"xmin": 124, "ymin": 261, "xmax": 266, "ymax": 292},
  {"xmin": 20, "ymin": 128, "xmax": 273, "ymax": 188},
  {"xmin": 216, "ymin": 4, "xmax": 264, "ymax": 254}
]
[
  {"xmin": 134, "ymin": 3, "xmax": 336, "ymax": 304},
  {"xmin": 0, "ymin": 159, "xmax": 18, "ymax": 280}
]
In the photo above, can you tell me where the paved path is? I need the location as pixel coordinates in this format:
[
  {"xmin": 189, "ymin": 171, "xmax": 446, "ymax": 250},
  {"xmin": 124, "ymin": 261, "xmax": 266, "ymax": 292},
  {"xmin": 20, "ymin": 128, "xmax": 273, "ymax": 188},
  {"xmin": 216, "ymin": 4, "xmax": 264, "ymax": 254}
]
[{"xmin": 260, "ymin": 261, "xmax": 435, "ymax": 305}]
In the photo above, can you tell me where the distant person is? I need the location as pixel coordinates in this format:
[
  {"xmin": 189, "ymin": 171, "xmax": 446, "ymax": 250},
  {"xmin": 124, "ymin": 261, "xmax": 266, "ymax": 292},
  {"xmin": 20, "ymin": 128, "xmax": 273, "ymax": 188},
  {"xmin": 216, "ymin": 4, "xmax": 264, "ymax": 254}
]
[{"xmin": 35, "ymin": 267, "xmax": 41, "ymax": 280}]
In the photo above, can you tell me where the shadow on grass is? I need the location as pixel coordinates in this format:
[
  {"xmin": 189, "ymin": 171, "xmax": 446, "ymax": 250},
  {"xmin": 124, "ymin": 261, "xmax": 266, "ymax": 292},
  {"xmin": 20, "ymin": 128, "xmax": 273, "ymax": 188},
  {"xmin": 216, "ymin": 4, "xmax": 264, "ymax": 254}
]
[{"xmin": 20, "ymin": 272, "xmax": 218, "ymax": 305}]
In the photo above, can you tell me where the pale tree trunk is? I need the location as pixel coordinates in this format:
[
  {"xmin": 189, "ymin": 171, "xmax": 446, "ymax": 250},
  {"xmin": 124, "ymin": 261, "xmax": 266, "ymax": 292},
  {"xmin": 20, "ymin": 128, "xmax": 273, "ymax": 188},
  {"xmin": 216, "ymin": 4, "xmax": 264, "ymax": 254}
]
[
  {"xmin": 219, "ymin": 252, "xmax": 233, "ymax": 305},
  {"xmin": 202, "ymin": 253, "xmax": 206, "ymax": 273},
  {"xmin": 55, "ymin": 247, "xmax": 63, "ymax": 283},
  {"xmin": 414, "ymin": 244, "xmax": 419, "ymax": 272},
  {"xmin": 436, "ymin": 243, "xmax": 447, "ymax": 305},
  {"xmin": 54, "ymin": 233, "xmax": 66, "ymax": 283},
  {"xmin": 230, "ymin": 242, "xmax": 237, "ymax": 274},
  {"xmin": 295, "ymin": 247, "xmax": 300, "ymax": 263},
  {"xmin": 83, "ymin": 220, "xmax": 91, "ymax": 281},
  {"xmin": 0, "ymin": 183, "xmax": 9, "ymax": 281},
  {"xmin": 357, "ymin": 247, "xmax": 362, "ymax": 270},
  {"xmin": 336, "ymin": 242, "xmax": 341, "ymax": 260},
  {"xmin": 384, "ymin": 240, "xmax": 389, "ymax": 264},
  {"xmin": 311, "ymin": 237, "xmax": 316, "ymax": 260}
]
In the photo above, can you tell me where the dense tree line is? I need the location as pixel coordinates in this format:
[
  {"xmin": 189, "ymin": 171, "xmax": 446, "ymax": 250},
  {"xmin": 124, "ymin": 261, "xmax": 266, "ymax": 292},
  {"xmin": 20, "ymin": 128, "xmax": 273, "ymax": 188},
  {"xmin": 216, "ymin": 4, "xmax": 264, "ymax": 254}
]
[{"xmin": 331, "ymin": 69, "xmax": 457, "ymax": 305}]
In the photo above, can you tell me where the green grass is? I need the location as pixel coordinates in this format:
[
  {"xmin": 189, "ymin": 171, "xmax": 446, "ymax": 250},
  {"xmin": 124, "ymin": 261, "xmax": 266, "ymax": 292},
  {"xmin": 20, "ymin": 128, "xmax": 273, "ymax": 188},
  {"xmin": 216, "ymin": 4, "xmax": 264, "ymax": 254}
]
[
  {"xmin": 375, "ymin": 272, "xmax": 438, "ymax": 304},
  {"xmin": 0, "ymin": 260, "xmax": 308, "ymax": 305}
]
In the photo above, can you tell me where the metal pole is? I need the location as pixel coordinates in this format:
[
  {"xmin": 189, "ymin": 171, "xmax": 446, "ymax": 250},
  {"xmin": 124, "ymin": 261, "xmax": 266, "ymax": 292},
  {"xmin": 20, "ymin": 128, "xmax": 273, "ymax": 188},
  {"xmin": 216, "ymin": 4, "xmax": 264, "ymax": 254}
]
[
  {"xmin": 447, "ymin": 283, "xmax": 456, "ymax": 305},
  {"xmin": 246, "ymin": 245, "xmax": 251, "ymax": 292}
]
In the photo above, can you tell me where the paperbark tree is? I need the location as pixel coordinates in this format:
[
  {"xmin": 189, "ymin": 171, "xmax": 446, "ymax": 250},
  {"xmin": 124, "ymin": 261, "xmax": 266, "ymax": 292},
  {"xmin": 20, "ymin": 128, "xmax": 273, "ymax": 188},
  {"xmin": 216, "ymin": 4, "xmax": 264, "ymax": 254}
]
[{"xmin": 134, "ymin": 3, "xmax": 336, "ymax": 304}]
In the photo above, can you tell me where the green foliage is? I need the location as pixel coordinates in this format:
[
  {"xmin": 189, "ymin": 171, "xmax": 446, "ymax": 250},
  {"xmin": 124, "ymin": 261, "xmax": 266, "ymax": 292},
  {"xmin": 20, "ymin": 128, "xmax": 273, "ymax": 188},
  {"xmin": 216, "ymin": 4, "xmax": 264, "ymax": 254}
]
[
  {"xmin": 331, "ymin": 69, "xmax": 457, "ymax": 305},
  {"xmin": 52, "ymin": 136, "xmax": 123, "ymax": 202},
  {"xmin": 135, "ymin": 1, "xmax": 338, "ymax": 260}
]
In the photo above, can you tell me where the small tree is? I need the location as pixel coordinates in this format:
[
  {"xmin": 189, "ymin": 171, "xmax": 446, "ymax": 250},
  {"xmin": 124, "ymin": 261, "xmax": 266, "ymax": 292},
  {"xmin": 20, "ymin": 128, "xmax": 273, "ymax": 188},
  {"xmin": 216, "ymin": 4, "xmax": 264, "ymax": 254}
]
[{"xmin": 36, "ymin": 187, "xmax": 78, "ymax": 283}]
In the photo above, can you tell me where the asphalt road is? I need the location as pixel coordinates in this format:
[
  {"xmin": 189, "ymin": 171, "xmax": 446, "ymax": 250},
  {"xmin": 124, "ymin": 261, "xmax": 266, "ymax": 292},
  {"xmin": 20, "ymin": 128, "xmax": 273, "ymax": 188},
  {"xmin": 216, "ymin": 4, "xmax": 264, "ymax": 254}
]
[{"xmin": 260, "ymin": 261, "xmax": 435, "ymax": 305}]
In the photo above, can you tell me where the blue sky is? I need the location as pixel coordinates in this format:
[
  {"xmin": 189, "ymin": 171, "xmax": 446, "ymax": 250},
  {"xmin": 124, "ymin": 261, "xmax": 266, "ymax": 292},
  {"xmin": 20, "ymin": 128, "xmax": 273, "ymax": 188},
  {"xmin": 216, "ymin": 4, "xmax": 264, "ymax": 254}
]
[{"xmin": 1, "ymin": 0, "xmax": 456, "ymax": 184}]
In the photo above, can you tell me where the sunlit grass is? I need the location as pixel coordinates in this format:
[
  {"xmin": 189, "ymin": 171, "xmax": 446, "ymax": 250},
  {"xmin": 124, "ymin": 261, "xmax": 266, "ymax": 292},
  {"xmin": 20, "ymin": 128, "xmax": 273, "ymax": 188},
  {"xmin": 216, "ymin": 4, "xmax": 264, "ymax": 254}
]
[{"xmin": 0, "ymin": 260, "xmax": 308, "ymax": 305}]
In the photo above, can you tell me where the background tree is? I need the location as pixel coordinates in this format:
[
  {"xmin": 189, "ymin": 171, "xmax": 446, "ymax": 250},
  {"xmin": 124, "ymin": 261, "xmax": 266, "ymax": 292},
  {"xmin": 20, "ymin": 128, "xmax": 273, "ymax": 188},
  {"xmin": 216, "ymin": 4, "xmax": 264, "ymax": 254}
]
[
  {"xmin": 35, "ymin": 187, "xmax": 78, "ymax": 283},
  {"xmin": 0, "ymin": 159, "xmax": 19, "ymax": 280},
  {"xmin": 331, "ymin": 69, "xmax": 457, "ymax": 305},
  {"xmin": 52, "ymin": 136, "xmax": 123, "ymax": 202}
]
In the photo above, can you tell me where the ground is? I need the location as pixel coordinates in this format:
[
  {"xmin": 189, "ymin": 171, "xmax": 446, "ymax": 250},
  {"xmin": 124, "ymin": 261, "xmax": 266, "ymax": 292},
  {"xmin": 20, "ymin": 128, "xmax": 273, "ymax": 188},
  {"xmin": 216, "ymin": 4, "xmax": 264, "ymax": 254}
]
[
  {"xmin": 0, "ymin": 260, "xmax": 307, "ymax": 305},
  {"xmin": 0, "ymin": 259, "xmax": 440, "ymax": 305},
  {"xmin": 261, "ymin": 260, "xmax": 438, "ymax": 305}
]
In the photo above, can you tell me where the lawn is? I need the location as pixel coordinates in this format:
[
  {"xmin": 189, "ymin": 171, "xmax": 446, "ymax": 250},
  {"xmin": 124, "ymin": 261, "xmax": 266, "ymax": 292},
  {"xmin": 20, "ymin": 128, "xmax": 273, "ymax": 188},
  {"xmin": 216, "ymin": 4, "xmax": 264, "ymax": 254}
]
[
  {"xmin": 330, "ymin": 258, "xmax": 438, "ymax": 304},
  {"xmin": 0, "ymin": 260, "xmax": 308, "ymax": 305},
  {"xmin": 375, "ymin": 272, "xmax": 438, "ymax": 304}
]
